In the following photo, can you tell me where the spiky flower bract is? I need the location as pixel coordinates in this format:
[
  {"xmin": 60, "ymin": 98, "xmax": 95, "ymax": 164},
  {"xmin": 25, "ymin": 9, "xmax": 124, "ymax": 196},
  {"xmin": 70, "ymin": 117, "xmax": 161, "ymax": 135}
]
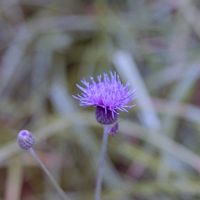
[{"xmin": 73, "ymin": 72, "xmax": 134, "ymax": 126}]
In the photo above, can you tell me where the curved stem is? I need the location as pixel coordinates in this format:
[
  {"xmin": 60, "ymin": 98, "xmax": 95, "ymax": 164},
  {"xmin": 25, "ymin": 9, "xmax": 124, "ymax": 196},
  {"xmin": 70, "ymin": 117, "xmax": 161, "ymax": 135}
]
[
  {"xmin": 29, "ymin": 148, "xmax": 71, "ymax": 200},
  {"xmin": 95, "ymin": 125, "xmax": 109, "ymax": 200}
]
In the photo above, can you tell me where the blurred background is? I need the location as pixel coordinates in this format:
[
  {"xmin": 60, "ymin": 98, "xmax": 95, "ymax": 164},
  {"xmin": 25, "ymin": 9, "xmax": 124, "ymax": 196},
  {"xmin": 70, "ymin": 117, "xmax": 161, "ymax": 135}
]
[{"xmin": 1, "ymin": 0, "xmax": 200, "ymax": 199}]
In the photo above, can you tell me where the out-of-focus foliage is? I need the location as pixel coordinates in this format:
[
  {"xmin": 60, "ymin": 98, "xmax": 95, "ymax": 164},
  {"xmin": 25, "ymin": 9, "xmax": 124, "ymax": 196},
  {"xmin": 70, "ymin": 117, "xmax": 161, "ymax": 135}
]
[{"xmin": 1, "ymin": 0, "xmax": 200, "ymax": 199}]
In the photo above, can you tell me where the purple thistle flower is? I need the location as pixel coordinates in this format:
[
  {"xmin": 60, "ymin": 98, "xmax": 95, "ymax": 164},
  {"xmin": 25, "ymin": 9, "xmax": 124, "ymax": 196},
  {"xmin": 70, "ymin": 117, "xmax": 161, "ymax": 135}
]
[
  {"xmin": 74, "ymin": 72, "xmax": 135, "ymax": 200},
  {"xmin": 73, "ymin": 72, "xmax": 134, "ymax": 126}
]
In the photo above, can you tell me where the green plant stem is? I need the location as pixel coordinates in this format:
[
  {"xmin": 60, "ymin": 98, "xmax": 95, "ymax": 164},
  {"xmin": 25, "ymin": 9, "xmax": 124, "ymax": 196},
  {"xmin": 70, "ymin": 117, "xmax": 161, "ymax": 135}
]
[
  {"xmin": 95, "ymin": 125, "xmax": 109, "ymax": 200},
  {"xmin": 29, "ymin": 148, "xmax": 71, "ymax": 200}
]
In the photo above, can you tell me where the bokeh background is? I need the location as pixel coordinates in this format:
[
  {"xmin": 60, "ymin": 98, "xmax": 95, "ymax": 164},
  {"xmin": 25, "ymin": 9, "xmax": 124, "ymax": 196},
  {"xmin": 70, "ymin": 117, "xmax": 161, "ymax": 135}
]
[{"xmin": 1, "ymin": 0, "xmax": 200, "ymax": 199}]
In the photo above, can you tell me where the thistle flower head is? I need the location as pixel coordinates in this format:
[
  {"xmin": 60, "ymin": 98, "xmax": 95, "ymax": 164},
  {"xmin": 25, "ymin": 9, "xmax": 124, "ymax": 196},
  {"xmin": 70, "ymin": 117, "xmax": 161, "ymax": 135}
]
[
  {"xmin": 17, "ymin": 130, "xmax": 35, "ymax": 150},
  {"xmin": 73, "ymin": 72, "xmax": 134, "ymax": 125}
]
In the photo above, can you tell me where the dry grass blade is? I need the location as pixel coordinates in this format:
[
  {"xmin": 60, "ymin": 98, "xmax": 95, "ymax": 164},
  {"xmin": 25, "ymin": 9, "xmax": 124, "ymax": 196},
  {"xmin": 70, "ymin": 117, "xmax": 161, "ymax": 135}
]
[{"xmin": 113, "ymin": 50, "xmax": 161, "ymax": 129}]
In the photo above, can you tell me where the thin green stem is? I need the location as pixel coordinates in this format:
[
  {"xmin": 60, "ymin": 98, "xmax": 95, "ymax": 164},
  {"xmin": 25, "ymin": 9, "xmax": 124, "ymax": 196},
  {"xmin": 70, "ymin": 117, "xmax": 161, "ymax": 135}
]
[
  {"xmin": 95, "ymin": 125, "xmax": 109, "ymax": 200},
  {"xmin": 29, "ymin": 148, "xmax": 71, "ymax": 200}
]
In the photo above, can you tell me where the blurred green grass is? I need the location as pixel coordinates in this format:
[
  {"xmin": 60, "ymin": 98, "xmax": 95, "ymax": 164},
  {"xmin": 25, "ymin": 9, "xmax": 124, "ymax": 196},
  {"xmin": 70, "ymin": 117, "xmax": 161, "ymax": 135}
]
[{"xmin": 1, "ymin": 0, "xmax": 200, "ymax": 200}]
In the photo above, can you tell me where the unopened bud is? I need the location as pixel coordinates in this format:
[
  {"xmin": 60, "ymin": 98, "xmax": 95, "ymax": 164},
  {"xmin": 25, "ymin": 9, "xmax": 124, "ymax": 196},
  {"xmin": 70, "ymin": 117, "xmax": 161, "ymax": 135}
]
[{"xmin": 17, "ymin": 130, "xmax": 35, "ymax": 150}]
